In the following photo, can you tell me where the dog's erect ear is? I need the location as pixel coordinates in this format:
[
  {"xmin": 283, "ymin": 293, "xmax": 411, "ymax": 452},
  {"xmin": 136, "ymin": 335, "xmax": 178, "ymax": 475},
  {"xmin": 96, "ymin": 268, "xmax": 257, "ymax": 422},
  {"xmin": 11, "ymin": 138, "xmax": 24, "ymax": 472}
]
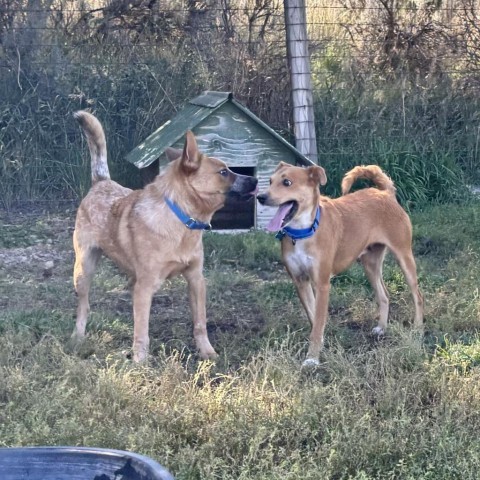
[
  {"xmin": 181, "ymin": 131, "xmax": 200, "ymax": 173},
  {"xmin": 274, "ymin": 161, "xmax": 292, "ymax": 172},
  {"xmin": 308, "ymin": 165, "xmax": 327, "ymax": 186},
  {"xmin": 165, "ymin": 147, "xmax": 182, "ymax": 162}
]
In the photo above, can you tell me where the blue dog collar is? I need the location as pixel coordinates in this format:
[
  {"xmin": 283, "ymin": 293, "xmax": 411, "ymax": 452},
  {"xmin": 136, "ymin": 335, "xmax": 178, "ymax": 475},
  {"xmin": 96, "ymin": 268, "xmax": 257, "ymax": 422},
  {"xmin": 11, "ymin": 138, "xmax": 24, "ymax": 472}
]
[
  {"xmin": 275, "ymin": 206, "xmax": 321, "ymax": 243},
  {"xmin": 165, "ymin": 196, "xmax": 212, "ymax": 231}
]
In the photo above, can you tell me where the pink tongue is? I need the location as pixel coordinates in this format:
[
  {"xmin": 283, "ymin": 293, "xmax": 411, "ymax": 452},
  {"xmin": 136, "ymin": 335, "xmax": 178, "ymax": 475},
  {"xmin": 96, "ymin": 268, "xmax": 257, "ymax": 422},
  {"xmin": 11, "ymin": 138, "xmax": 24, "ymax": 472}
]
[{"xmin": 267, "ymin": 203, "xmax": 293, "ymax": 232}]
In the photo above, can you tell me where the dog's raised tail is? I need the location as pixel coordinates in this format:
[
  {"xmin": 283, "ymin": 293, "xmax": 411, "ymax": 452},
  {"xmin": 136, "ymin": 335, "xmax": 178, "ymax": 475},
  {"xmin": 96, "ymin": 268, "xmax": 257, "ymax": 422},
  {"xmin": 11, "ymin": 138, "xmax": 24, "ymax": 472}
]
[
  {"xmin": 74, "ymin": 110, "xmax": 110, "ymax": 184},
  {"xmin": 341, "ymin": 165, "xmax": 396, "ymax": 196}
]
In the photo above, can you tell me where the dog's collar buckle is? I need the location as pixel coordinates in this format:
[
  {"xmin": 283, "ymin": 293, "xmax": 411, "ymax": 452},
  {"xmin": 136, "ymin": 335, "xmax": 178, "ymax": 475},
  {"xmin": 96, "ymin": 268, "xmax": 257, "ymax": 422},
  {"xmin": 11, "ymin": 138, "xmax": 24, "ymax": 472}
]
[
  {"xmin": 185, "ymin": 217, "xmax": 212, "ymax": 230},
  {"xmin": 165, "ymin": 196, "xmax": 212, "ymax": 231}
]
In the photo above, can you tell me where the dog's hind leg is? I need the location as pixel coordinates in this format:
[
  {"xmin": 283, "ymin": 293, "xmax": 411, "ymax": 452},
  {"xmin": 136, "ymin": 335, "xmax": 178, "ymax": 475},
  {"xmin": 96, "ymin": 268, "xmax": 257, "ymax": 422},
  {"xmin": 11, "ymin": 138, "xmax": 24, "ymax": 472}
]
[
  {"xmin": 184, "ymin": 265, "xmax": 218, "ymax": 361},
  {"xmin": 390, "ymin": 247, "xmax": 424, "ymax": 330},
  {"xmin": 359, "ymin": 244, "xmax": 389, "ymax": 336},
  {"xmin": 72, "ymin": 246, "xmax": 102, "ymax": 340}
]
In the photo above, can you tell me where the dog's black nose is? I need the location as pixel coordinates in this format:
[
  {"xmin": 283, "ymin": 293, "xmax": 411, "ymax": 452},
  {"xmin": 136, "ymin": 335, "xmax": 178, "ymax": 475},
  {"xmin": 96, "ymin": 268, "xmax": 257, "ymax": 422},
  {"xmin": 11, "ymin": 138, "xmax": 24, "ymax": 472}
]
[{"xmin": 257, "ymin": 193, "xmax": 267, "ymax": 205}]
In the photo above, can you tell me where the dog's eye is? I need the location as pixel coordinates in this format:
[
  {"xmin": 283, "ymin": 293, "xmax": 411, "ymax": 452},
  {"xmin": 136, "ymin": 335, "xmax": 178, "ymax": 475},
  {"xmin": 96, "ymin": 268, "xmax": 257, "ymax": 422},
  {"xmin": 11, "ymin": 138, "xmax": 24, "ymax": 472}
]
[
  {"xmin": 219, "ymin": 169, "xmax": 228, "ymax": 177},
  {"xmin": 283, "ymin": 178, "xmax": 292, "ymax": 187}
]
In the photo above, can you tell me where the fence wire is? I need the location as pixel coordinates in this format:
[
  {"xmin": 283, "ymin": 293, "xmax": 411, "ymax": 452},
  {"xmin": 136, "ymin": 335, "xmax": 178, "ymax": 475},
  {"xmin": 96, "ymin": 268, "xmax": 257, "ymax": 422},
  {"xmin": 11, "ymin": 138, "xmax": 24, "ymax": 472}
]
[{"xmin": 0, "ymin": 1, "xmax": 479, "ymax": 209}]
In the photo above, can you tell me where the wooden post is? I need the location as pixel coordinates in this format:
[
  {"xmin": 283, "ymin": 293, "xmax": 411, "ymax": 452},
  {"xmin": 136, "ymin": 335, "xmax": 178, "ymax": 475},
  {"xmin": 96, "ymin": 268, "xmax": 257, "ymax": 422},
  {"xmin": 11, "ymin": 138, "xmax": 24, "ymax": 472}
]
[{"xmin": 284, "ymin": 0, "xmax": 318, "ymax": 163}]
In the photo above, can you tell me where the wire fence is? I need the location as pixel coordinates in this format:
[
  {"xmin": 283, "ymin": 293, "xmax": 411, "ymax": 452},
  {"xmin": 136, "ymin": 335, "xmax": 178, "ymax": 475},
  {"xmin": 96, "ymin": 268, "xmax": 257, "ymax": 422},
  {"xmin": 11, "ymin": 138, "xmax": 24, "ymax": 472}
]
[{"xmin": 0, "ymin": 1, "xmax": 479, "ymax": 209}]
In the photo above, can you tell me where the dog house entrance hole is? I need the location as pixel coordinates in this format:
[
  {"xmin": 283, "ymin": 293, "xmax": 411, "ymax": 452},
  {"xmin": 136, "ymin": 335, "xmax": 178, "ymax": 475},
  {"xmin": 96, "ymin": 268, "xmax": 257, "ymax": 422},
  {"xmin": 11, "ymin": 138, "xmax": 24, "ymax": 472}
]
[{"xmin": 211, "ymin": 166, "xmax": 256, "ymax": 230}]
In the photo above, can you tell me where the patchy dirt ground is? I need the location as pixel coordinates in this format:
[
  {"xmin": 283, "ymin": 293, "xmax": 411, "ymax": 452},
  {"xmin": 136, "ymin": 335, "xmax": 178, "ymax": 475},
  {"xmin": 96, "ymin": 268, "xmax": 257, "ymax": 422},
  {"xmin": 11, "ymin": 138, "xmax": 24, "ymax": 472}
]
[
  {"xmin": 0, "ymin": 206, "xmax": 297, "ymax": 367},
  {"xmin": 0, "ymin": 208, "xmax": 75, "ymax": 278}
]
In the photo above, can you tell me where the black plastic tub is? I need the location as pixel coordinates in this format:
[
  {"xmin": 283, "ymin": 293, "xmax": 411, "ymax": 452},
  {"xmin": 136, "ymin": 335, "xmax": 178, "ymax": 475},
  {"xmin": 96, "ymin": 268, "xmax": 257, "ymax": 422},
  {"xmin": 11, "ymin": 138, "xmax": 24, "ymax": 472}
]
[{"xmin": 0, "ymin": 446, "xmax": 175, "ymax": 480}]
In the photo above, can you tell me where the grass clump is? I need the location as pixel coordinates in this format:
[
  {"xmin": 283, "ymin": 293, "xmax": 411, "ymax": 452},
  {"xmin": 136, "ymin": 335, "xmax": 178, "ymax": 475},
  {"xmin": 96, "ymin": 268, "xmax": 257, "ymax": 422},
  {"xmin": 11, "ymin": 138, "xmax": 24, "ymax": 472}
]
[
  {"xmin": 0, "ymin": 201, "xmax": 479, "ymax": 478},
  {"xmin": 2, "ymin": 331, "xmax": 480, "ymax": 479},
  {"xmin": 203, "ymin": 230, "xmax": 281, "ymax": 271}
]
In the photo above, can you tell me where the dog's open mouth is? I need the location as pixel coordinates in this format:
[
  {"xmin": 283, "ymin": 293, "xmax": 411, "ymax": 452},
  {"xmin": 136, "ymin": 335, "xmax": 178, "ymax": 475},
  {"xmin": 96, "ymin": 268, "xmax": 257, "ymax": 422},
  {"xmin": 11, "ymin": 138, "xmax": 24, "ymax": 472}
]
[{"xmin": 267, "ymin": 201, "xmax": 298, "ymax": 232}]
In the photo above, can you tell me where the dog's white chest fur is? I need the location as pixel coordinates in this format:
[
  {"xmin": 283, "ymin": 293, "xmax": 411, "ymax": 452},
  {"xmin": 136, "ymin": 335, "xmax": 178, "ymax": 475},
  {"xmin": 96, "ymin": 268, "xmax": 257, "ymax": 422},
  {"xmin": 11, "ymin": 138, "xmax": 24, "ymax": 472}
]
[{"xmin": 284, "ymin": 243, "xmax": 314, "ymax": 278}]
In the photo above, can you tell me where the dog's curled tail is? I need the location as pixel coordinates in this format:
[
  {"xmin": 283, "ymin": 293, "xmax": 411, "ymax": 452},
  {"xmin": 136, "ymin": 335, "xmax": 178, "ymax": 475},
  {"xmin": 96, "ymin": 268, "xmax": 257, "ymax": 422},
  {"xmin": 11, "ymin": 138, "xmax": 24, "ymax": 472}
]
[
  {"xmin": 341, "ymin": 165, "xmax": 396, "ymax": 196},
  {"xmin": 74, "ymin": 110, "xmax": 110, "ymax": 184}
]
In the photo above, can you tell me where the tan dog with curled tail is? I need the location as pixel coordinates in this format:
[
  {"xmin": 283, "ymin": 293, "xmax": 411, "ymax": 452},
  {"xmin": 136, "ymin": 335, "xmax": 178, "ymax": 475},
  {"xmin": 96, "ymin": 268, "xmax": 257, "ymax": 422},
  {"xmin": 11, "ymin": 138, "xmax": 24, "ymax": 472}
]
[{"xmin": 257, "ymin": 162, "xmax": 423, "ymax": 367}]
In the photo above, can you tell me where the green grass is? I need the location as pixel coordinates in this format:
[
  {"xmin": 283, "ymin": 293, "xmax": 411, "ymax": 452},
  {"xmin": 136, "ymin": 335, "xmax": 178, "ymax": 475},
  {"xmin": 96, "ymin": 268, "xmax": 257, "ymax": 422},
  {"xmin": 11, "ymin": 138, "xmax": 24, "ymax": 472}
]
[{"xmin": 0, "ymin": 201, "xmax": 479, "ymax": 479}]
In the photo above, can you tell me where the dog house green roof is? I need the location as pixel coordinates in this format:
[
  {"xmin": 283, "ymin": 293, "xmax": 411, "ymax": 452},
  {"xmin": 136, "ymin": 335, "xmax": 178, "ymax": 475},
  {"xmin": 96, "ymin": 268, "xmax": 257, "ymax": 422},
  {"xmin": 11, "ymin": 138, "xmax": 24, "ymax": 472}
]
[
  {"xmin": 126, "ymin": 91, "xmax": 312, "ymax": 169},
  {"xmin": 126, "ymin": 91, "xmax": 315, "ymax": 230}
]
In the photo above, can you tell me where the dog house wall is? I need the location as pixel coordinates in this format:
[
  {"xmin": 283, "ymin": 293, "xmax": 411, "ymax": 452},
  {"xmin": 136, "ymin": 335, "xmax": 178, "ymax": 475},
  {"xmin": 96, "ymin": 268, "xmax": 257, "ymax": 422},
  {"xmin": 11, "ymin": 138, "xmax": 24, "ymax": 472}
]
[{"xmin": 126, "ymin": 91, "xmax": 313, "ymax": 230}]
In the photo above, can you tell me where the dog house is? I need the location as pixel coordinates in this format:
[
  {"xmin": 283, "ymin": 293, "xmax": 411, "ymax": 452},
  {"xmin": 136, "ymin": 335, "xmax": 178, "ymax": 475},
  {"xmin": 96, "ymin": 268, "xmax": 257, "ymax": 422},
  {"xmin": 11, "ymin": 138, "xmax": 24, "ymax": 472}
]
[{"xmin": 126, "ymin": 91, "xmax": 314, "ymax": 230}]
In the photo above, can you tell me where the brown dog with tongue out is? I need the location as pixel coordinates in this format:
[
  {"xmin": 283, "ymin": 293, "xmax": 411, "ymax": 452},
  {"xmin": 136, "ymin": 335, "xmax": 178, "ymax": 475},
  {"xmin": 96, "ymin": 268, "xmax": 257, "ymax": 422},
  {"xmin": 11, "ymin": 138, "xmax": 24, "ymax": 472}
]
[{"xmin": 257, "ymin": 162, "xmax": 423, "ymax": 367}]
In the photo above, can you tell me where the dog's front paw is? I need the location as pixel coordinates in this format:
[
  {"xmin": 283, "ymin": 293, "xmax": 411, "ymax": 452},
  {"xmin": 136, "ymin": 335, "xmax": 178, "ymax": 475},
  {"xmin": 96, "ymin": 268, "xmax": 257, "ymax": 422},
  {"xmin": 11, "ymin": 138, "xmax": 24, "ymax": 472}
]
[
  {"xmin": 68, "ymin": 331, "xmax": 86, "ymax": 349},
  {"xmin": 301, "ymin": 358, "xmax": 320, "ymax": 369},
  {"xmin": 371, "ymin": 326, "xmax": 385, "ymax": 337},
  {"xmin": 70, "ymin": 329, "xmax": 86, "ymax": 341},
  {"xmin": 133, "ymin": 349, "xmax": 149, "ymax": 363},
  {"xmin": 200, "ymin": 350, "xmax": 219, "ymax": 361},
  {"xmin": 66, "ymin": 333, "xmax": 95, "ymax": 358}
]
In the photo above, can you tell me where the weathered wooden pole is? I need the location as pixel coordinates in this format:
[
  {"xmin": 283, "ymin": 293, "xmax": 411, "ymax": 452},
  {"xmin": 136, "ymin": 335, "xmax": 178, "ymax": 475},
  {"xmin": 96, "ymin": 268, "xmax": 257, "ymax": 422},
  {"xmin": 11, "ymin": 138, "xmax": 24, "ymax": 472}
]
[{"xmin": 284, "ymin": 0, "xmax": 318, "ymax": 163}]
